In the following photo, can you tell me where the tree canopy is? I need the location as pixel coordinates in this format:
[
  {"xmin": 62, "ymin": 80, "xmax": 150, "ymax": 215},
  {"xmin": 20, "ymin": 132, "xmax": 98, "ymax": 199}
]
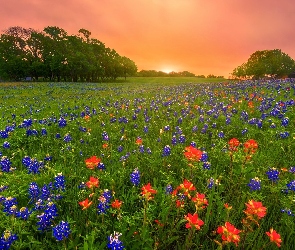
[
  {"xmin": 0, "ymin": 26, "xmax": 138, "ymax": 82},
  {"xmin": 232, "ymin": 49, "xmax": 295, "ymax": 79}
]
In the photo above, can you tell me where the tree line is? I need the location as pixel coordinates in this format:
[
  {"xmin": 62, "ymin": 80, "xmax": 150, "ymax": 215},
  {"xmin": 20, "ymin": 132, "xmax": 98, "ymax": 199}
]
[
  {"xmin": 0, "ymin": 26, "xmax": 138, "ymax": 82},
  {"xmin": 231, "ymin": 49, "xmax": 295, "ymax": 79},
  {"xmin": 137, "ymin": 70, "xmax": 224, "ymax": 78}
]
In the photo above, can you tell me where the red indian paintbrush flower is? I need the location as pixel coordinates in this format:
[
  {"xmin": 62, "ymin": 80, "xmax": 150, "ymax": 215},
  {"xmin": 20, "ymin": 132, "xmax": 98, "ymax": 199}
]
[
  {"xmin": 244, "ymin": 200, "xmax": 267, "ymax": 219},
  {"xmin": 185, "ymin": 213, "xmax": 204, "ymax": 230},
  {"xmin": 228, "ymin": 138, "xmax": 240, "ymax": 151},
  {"xmin": 266, "ymin": 228, "xmax": 282, "ymax": 247},
  {"xmin": 244, "ymin": 139, "xmax": 258, "ymax": 154},
  {"xmin": 86, "ymin": 176, "xmax": 99, "ymax": 189},
  {"xmin": 79, "ymin": 198, "xmax": 93, "ymax": 210},
  {"xmin": 217, "ymin": 222, "xmax": 241, "ymax": 246},
  {"xmin": 135, "ymin": 137, "xmax": 142, "ymax": 145},
  {"xmin": 177, "ymin": 179, "xmax": 196, "ymax": 198},
  {"xmin": 85, "ymin": 156, "xmax": 101, "ymax": 170},
  {"xmin": 184, "ymin": 145, "xmax": 202, "ymax": 161},
  {"xmin": 141, "ymin": 183, "xmax": 157, "ymax": 200},
  {"xmin": 191, "ymin": 193, "xmax": 208, "ymax": 210},
  {"xmin": 111, "ymin": 199, "xmax": 123, "ymax": 209}
]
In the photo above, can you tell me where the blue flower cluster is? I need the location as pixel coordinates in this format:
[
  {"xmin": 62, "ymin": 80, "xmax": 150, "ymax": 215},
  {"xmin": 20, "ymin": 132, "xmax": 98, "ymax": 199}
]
[
  {"xmin": 52, "ymin": 221, "xmax": 71, "ymax": 241},
  {"xmin": 22, "ymin": 156, "xmax": 45, "ymax": 174},
  {"xmin": 0, "ymin": 230, "xmax": 18, "ymax": 249},
  {"xmin": 248, "ymin": 177, "xmax": 261, "ymax": 191},
  {"xmin": 97, "ymin": 190, "xmax": 112, "ymax": 214},
  {"xmin": 107, "ymin": 232, "xmax": 125, "ymax": 250},
  {"xmin": 130, "ymin": 168, "xmax": 140, "ymax": 186}
]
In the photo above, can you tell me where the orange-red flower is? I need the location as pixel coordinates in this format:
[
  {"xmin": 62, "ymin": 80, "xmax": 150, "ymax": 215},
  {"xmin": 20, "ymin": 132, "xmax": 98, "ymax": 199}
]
[
  {"xmin": 79, "ymin": 198, "xmax": 93, "ymax": 210},
  {"xmin": 185, "ymin": 213, "xmax": 204, "ymax": 230},
  {"xmin": 244, "ymin": 139, "xmax": 258, "ymax": 154},
  {"xmin": 217, "ymin": 222, "xmax": 241, "ymax": 246},
  {"xmin": 228, "ymin": 138, "xmax": 240, "ymax": 151},
  {"xmin": 224, "ymin": 203, "xmax": 232, "ymax": 210},
  {"xmin": 266, "ymin": 228, "xmax": 282, "ymax": 247},
  {"xmin": 85, "ymin": 156, "xmax": 101, "ymax": 170},
  {"xmin": 84, "ymin": 115, "xmax": 90, "ymax": 121},
  {"xmin": 178, "ymin": 179, "xmax": 196, "ymax": 198},
  {"xmin": 135, "ymin": 137, "xmax": 142, "ymax": 145},
  {"xmin": 184, "ymin": 146, "xmax": 202, "ymax": 161},
  {"xmin": 111, "ymin": 199, "xmax": 123, "ymax": 209},
  {"xmin": 244, "ymin": 200, "xmax": 267, "ymax": 219},
  {"xmin": 141, "ymin": 183, "xmax": 157, "ymax": 200},
  {"xmin": 102, "ymin": 143, "xmax": 108, "ymax": 149},
  {"xmin": 191, "ymin": 193, "xmax": 208, "ymax": 210},
  {"xmin": 86, "ymin": 176, "xmax": 99, "ymax": 189}
]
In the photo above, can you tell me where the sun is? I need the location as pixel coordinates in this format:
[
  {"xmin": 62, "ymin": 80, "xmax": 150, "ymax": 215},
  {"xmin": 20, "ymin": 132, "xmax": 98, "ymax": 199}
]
[{"xmin": 160, "ymin": 68, "xmax": 174, "ymax": 74}]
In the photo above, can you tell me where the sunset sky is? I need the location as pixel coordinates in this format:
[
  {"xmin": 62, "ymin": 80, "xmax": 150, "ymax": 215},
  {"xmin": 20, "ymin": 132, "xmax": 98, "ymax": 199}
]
[{"xmin": 1, "ymin": 0, "xmax": 295, "ymax": 77}]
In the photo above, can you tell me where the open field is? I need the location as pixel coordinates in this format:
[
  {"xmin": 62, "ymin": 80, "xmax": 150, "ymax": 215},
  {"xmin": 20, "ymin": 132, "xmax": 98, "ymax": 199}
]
[{"xmin": 0, "ymin": 78, "xmax": 294, "ymax": 249}]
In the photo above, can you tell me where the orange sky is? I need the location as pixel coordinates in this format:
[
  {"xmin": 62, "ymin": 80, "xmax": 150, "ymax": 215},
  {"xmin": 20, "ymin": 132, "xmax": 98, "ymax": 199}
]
[{"xmin": 1, "ymin": 0, "xmax": 295, "ymax": 77}]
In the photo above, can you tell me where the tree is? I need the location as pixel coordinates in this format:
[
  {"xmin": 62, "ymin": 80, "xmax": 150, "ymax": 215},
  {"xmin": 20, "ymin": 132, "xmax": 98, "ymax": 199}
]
[{"xmin": 232, "ymin": 49, "xmax": 295, "ymax": 79}]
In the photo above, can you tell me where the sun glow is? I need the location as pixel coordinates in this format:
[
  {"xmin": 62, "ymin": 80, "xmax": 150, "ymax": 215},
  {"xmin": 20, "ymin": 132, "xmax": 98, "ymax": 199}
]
[{"xmin": 160, "ymin": 69, "xmax": 174, "ymax": 74}]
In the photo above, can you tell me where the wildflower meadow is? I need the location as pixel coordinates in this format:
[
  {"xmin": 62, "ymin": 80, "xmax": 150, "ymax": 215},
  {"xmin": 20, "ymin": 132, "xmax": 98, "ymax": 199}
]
[{"xmin": 0, "ymin": 78, "xmax": 295, "ymax": 249}]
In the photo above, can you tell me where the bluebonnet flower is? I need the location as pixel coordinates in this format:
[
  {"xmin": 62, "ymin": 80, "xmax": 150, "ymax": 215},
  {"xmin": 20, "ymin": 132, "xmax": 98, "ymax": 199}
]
[
  {"xmin": 102, "ymin": 131, "xmax": 109, "ymax": 141},
  {"xmin": 22, "ymin": 157, "xmax": 44, "ymax": 174},
  {"xmin": 207, "ymin": 178, "xmax": 215, "ymax": 189},
  {"xmin": 190, "ymin": 141, "xmax": 197, "ymax": 147},
  {"xmin": 79, "ymin": 126, "xmax": 87, "ymax": 132},
  {"xmin": 63, "ymin": 133, "xmax": 72, "ymax": 143},
  {"xmin": 281, "ymin": 208, "xmax": 294, "ymax": 216},
  {"xmin": 279, "ymin": 131, "xmax": 289, "ymax": 139},
  {"xmin": 107, "ymin": 232, "xmax": 125, "ymax": 250},
  {"xmin": 200, "ymin": 152, "xmax": 208, "ymax": 162},
  {"xmin": 164, "ymin": 125, "xmax": 170, "ymax": 131},
  {"xmin": 146, "ymin": 147, "xmax": 152, "ymax": 154},
  {"xmin": 143, "ymin": 126, "xmax": 148, "ymax": 133},
  {"xmin": 286, "ymin": 180, "xmax": 295, "ymax": 191},
  {"xmin": 270, "ymin": 123, "xmax": 276, "ymax": 128},
  {"xmin": 52, "ymin": 221, "xmax": 71, "ymax": 241},
  {"xmin": 6, "ymin": 204, "xmax": 17, "ymax": 216},
  {"xmin": 22, "ymin": 118, "xmax": 32, "ymax": 128},
  {"xmin": 41, "ymin": 184, "xmax": 52, "ymax": 200},
  {"xmin": 266, "ymin": 167, "xmax": 280, "ymax": 182},
  {"xmin": 0, "ymin": 131, "xmax": 8, "ymax": 139},
  {"xmin": 28, "ymin": 182, "xmax": 40, "ymax": 202},
  {"xmin": 130, "ymin": 168, "xmax": 140, "ymax": 186},
  {"xmin": 117, "ymin": 145, "xmax": 123, "ymax": 152},
  {"xmin": 281, "ymin": 117, "xmax": 289, "ymax": 127},
  {"xmin": 0, "ymin": 156, "xmax": 14, "ymax": 172},
  {"xmin": 55, "ymin": 133, "xmax": 61, "ymax": 139},
  {"xmin": 54, "ymin": 173, "xmax": 65, "ymax": 191},
  {"xmin": 34, "ymin": 199, "xmax": 45, "ymax": 211},
  {"xmin": 2, "ymin": 141, "xmax": 10, "ymax": 149},
  {"xmin": 171, "ymin": 136, "xmax": 177, "ymax": 145},
  {"xmin": 139, "ymin": 145, "xmax": 145, "ymax": 153},
  {"xmin": 248, "ymin": 177, "xmax": 261, "ymax": 191},
  {"xmin": 97, "ymin": 190, "xmax": 112, "ymax": 215},
  {"xmin": 178, "ymin": 134, "xmax": 186, "ymax": 143},
  {"xmin": 2, "ymin": 197, "xmax": 17, "ymax": 214},
  {"xmin": 162, "ymin": 145, "xmax": 171, "ymax": 157},
  {"xmin": 58, "ymin": 117, "xmax": 67, "ymax": 128},
  {"xmin": 165, "ymin": 184, "xmax": 173, "ymax": 194},
  {"xmin": 218, "ymin": 131, "xmax": 224, "ymax": 138},
  {"xmin": 0, "ymin": 185, "xmax": 8, "ymax": 192},
  {"xmin": 203, "ymin": 162, "xmax": 211, "ymax": 170},
  {"xmin": 289, "ymin": 166, "xmax": 295, "ymax": 173},
  {"xmin": 97, "ymin": 162, "xmax": 105, "ymax": 170},
  {"xmin": 16, "ymin": 207, "xmax": 31, "ymax": 220},
  {"xmin": 192, "ymin": 126, "xmax": 198, "ymax": 132},
  {"xmin": 41, "ymin": 128, "xmax": 47, "ymax": 136},
  {"xmin": 44, "ymin": 155, "xmax": 52, "ymax": 161},
  {"xmin": 37, "ymin": 212, "xmax": 54, "ymax": 232},
  {"xmin": 0, "ymin": 230, "xmax": 18, "ymax": 249}
]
